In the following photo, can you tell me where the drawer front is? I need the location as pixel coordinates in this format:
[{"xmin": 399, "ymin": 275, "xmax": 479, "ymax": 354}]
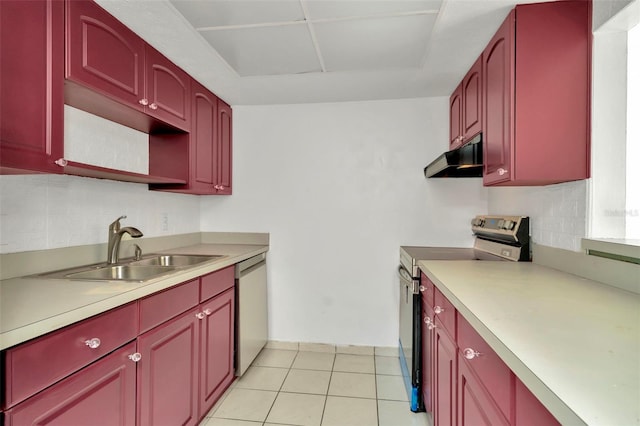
[
  {"xmin": 419, "ymin": 271, "xmax": 435, "ymax": 306},
  {"xmin": 433, "ymin": 286, "xmax": 456, "ymax": 338},
  {"xmin": 4, "ymin": 302, "xmax": 137, "ymax": 409},
  {"xmin": 200, "ymin": 266, "xmax": 235, "ymax": 302},
  {"xmin": 139, "ymin": 279, "xmax": 199, "ymax": 333},
  {"xmin": 457, "ymin": 312, "xmax": 512, "ymax": 420}
]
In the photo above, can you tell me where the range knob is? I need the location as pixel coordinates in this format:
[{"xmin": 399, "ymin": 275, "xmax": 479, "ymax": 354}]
[
  {"xmin": 502, "ymin": 220, "xmax": 515, "ymax": 230},
  {"xmin": 471, "ymin": 218, "xmax": 485, "ymax": 227}
]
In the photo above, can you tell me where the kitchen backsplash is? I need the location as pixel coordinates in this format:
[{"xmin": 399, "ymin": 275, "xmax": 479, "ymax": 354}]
[
  {"xmin": 488, "ymin": 180, "xmax": 588, "ymax": 252},
  {"xmin": 64, "ymin": 106, "xmax": 149, "ymax": 174},
  {"xmin": 0, "ymin": 174, "xmax": 200, "ymax": 254}
]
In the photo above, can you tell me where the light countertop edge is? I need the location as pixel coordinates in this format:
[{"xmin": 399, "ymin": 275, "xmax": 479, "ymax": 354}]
[
  {"xmin": 417, "ymin": 260, "xmax": 640, "ymax": 426},
  {"xmin": 0, "ymin": 244, "xmax": 268, "ymax": 351}
]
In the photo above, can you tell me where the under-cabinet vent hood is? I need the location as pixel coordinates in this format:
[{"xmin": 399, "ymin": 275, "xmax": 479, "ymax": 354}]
[{"xmin": 423, "ymin": 134, "xmax": 483, "ymax": 178}]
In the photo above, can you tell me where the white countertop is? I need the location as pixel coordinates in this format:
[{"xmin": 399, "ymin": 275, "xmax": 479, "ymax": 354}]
[
  {"xmin": 0, "ymin": 244, "xmax": 268, "ymax": 350},
  {"xmin": 418, "ymin": 260, "xmax": 640, "ymax": 426}
]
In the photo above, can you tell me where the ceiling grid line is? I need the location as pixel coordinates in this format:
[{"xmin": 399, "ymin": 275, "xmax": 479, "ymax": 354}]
[{"xmin": 299, "ymin": 0, "xmax": 327, "ymax": 73}]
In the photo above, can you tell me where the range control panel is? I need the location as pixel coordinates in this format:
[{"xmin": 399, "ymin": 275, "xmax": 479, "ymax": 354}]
[{"xmin": 471, "ymin": 215, "xmax": 530, "ymax": 244}]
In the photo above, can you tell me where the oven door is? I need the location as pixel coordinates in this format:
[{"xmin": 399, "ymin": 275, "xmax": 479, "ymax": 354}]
[{"xmin": 398, "ymin": 264, "xmax": 423, "ymax": 412}]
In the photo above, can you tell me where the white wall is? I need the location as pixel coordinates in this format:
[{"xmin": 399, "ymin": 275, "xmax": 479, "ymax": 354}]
[
  {"xmin": 200, "ymin": 98, "xmax": 488, "ymax": 347},
  {"xmin": 0, "ymin": 109, "xmax": 200, "ymax": 254}
]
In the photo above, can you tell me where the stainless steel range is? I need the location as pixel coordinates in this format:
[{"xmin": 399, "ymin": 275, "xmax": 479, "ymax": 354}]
[{"xmin": 398, "ymin": 215, "xmax": 530, "ymax": 411}]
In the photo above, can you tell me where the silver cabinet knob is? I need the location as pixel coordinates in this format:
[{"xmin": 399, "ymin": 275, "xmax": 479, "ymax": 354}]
[
  {"xmin": 419, "ymin": 285, "xmax": 426, "ymax": 292},
  {"xmin": 128, "ymin": 352, "xmax": 142, "ymax": 362},
  {"xmin": 203, "ymin": 309, "xmax": 212, "ymax": 316},
  {"xmin": 462, "ymin": 348, "xmax": 481, "ymax": 360},
  {"xmin": 139, "ymin": 98, "xmax": 149, "ymax": 106},
  {"xmin": 195, "ymin": 312, "xmax": 206, "ymax": 320},
  {"xmin": 55, "ymin": 158, "xmax": 68, "ymax": 167},
  {"xmin": 498, "ymin": 168, "xmax": 508, "ymax": 176},
  {"xmin": 149, "ymin": 103, "xmax": 158, "ymax": 110},
  {"xmin": 434, "ymin": 306, "xmax": 445, "ymax": 315},
  {"xmin": 84, "ymin": 338, "xmax": 101, "ymax": 349},
  {"xmin": 428, "ymin": 322, "xmax": 437, "ymax": 331},
  {"xmin": 424, "ymin": 316, "xmax": 430, "ymax": 324}
]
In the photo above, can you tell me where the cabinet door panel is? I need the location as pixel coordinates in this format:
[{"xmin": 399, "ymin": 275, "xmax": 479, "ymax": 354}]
[
  {"xmin": 483, "ymin": 11, "xmax": 514, "ymax": 185},
  {"xmin": 449, "ymin": 84, "xmax": 463, "ymax": 149},
  {"xmin": 137, "ymin": 308, "xmax": 199, "ymax": 426},
  {"xmin": 0, "ymin": 0, "xmax": 63, "ymax": 173},
  {"xmin": 515, "ymin": 378, "xmax": 560, "ymax": 426},
  {"xmin": 457, "ymin": 357, "xmax": 509, "ymax": 426},
  {"xmin": 433, "ymin": 321, "xmax": 456, "ymax": 426},
  {"xmin": 65, "ymin": 0, "xmax": 145, "ymax": 108},
  {"xmin": 145, "ymin": 46, "xmax": 190, "ymax": 131},
  {"xmin": 217, "ymin": 99, "xmax": 233, "ymax": 194},
  {"xmin": 421, "ymin": 298, "xmax": 434, "ymax": 413},
  {"xmin": 192, "ymin": 81, "xmax": 217, "ymax": 192},
  {"xmin": 5, "ymin": 342, "xmax": 136, "ymax": 426},
  {"xmin": 199, "ymin": 288, "xmax": 235, "ymax": 417},
  {"xmin": 462, "ymin": 56, "xmax": 482, "ymax": 140}
]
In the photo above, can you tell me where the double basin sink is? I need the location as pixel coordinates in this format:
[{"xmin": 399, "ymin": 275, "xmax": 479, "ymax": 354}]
[{"xmin": 39, "ymin": 254, "xmax": 225, "ymax": 282}]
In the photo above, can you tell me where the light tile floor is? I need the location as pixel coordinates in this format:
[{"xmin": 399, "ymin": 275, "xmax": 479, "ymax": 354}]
[{"xmin": 201, "ymin": 345, "xmax": 431, "ymax": 426}]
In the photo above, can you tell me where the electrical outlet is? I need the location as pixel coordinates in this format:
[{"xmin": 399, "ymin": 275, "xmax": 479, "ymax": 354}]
[{"xmin": 161, "ymin": 212, "xmax": 169, "ymax": 231}]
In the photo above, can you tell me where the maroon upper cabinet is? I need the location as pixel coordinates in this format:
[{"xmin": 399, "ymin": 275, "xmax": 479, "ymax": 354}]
[
  {"xmin": 462, "ymin": 56, "xmax": 483, "ymax": 143},
  {"xmin": 144, "ymin": 45, "xmax": 190, "ymax": 130},
  {"xmin": 216, "ymin": 99, "xmax": 233, "ymax": 195},
  {"xmin": 0, "ymin": 0, "xmax": 64, "ymax": 174},
  {"xmin": 449, "ymin": 84, "xmax": 463, "ymax": 149},
  {"xmin": 483, "ymin": 1, "xmax": 591, "ymax": 186},
  {"xmin": 151, "ymin": 81, "xmax": 232, "ymax": 195},
  {"xmin": 449, "ymin": 56, "xmax": 482, "ymax": 151},
  {"xmin": 65, "ymin": 0, "xmax": 190, "ymax": 132}
]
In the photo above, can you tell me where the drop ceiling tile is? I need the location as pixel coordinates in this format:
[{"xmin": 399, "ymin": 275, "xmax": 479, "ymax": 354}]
[
  {"xmin": 315, "ymin": 14, "xmax": 437, "ymax": 72},
  {"xmin": 304, "ymin": 0, "xmax": 442, "ymax": 20},
  {"xmin": 200, "ymin": 25, "xmax": 322, "ymax": 76},
  {"xmin": 171, "ymin": 0, "xmax": 304, "ymax": 28}
]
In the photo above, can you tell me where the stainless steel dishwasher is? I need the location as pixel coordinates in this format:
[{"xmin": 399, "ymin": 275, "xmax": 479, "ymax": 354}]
[{"xmin": 235, "ymin": 253, "xmax": 268, "ymax": 376}]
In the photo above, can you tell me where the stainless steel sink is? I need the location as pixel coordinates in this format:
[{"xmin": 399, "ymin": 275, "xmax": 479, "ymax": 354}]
[
  {"xmin": 130, "ymin": 254, "xmax": 223, "ymax": 267},
  {"xmin": 35, "ymin": 254, "xmax": 225, "ymax": 282},
  {"xmin": 64, "ymin": 265, "xmax": 177, "ymax": 281}
]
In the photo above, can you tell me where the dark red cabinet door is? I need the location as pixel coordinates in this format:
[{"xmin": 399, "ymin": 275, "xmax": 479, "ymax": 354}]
[
  {"xmin": 0, "ymin": 0, "xmax": 64, "ymax": 173},
  {"xmin": 482, "ymin": 10, "xmax": 514, "ymax": 185},
  {"xmin": 145, "ymin": 46, "xmax": 190, "ymax": 131},
  {"xmin": 137, "ymin": 308, "xmax": 199, "ymax": 426},
  {"xmin": 449, "ymin": 84, "xmax": 463, "ymax": 149},
  {"xmin": 433, "ymin": 320, "xmax": 456, "ymax": 426},
  {"xmin": 515, "ymin": 378, "xmax": 560, "ymax": 426},
  {"xmin": 216, "ymin": 99, "xmax": 233, "ymax": 194},
  {"xmin": 191, "ymin": 80, "xmax": 218, "ymax": 194},
  {"xmin": 199, "ymin": 287, "xmax": 235, "ymax": 417},
  {"xmin": 421, "ymin": 298, "xmax": 434, "ymax": 413},
  {"xmin": 462, "ymin": 56, "xmax": 482, "ymax": 142},
  {"xmin": 65, "ymin": 0, "xmax": 145, "ymax": 110},
  {"xmin": 457, "ymin": 356, "xmax": 509, "ymax": 426},
  {"xmin": 5, "ymin": 342, "xmax": 137, "ymax": 426}
]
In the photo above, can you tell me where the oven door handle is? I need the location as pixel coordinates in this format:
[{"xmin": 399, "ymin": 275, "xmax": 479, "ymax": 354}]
[{"xmin": 398, "ymin": 265, "xmax": 415, "ymax": 287}]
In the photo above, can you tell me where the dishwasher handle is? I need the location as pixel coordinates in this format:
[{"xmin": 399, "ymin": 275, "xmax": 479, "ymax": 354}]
[
  {"xmin": 398, "ymin": 265, "xmax": 419, "ymax": 295},
  {"xmin": 236, "ymin": 253, "xmax": 266, "ymax": 278}
]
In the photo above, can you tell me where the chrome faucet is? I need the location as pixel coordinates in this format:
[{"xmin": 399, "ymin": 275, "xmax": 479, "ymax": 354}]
[{"xmin": 107, "ymin": 216, "xmax": 143, "ymax": 264}]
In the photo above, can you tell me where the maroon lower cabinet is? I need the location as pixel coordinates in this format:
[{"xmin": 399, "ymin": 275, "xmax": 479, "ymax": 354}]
[
  {"xmin": 515, "ymin": 378, "xmax": 560, "ymax": 426},
  {"xmin": 0, "ymin": 0, "xmax": 64, "ymax": 174},
  {"xmin": 433, "ymin": 319, "xmax": 457, "ymax": 426},
  {"xmin": 137, "ymin": 307, "xmax": 200, "ymax": 426},
  {"xmin": 199, "ymin": 287, "xmax": 235, "ymax": 417},
  {"xmin": 457, "ymin": 356, "xmax": 509, "ymax": 426},
  {"xmin": 4, "ymin": 342, "xmax": 137, "ymax": 426}
]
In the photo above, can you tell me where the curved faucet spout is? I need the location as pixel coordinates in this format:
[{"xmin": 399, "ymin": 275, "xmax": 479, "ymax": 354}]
[{"xmin": 107, "ymin": 216, "xmax": 144, "ymax": 264}]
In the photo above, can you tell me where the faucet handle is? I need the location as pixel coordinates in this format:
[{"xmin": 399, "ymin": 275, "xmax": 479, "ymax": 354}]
[
  {"xmin": 109, "ymin": 215, "xmax": 127, "ymax": 231},
  {"xmin": 133, "ymin": 244, "xmax": 142, "ymax": 261}
]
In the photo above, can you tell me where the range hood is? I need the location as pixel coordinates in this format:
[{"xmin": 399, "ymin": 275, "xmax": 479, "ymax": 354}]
[{"xmin": 423, "ymin": 133, "xmax": 483, "ymax": 178}]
